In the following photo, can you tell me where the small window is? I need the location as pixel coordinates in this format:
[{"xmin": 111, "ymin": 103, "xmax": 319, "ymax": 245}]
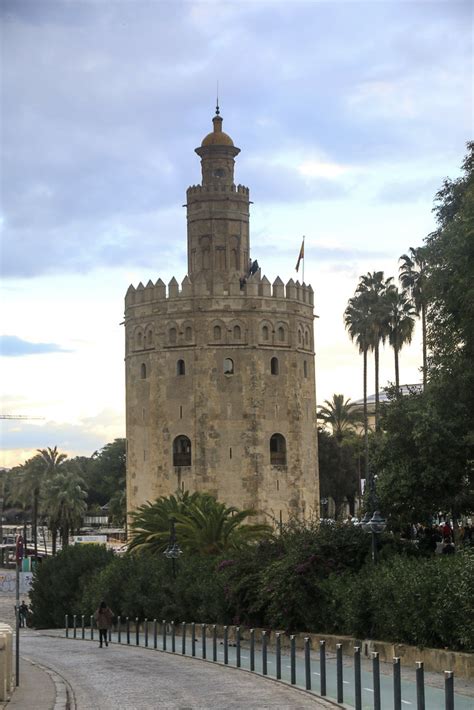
[
  {"xmin": 177, "ymin": 359, "xmax": 185, "ymax": 376},
  {"xmin": 136, "ymin": 331, "xmax": 143, "ymax": 349},
  {"xmin": 213, "ymin": 168, "xmax": 225, "ymax": 178},
  {"xmin": 146, "ymin": 329, "xmax": 153, "ymax": 347},
  {"xmin": 278, "ymin": 326, "xmax": 285, "ymax": 342},
  {"xmin": 233, "ymin": 325, "xmax": 241, "ymax": 340},
  {"xmin": 214, "ymin": 325, "xmax": 221, "ymax": 340},
  {"xmin": 298, "ymin": 329, "xmax": 302, "ymax": 345},
  {"xmin": 140, "ymin": 363, "xmax": 147, "ymax": 379},
  {"xmin": 303, "ymin": 360, "xmax": 308, "ymax": 378},
  {"xmin": 173, "ymin": 435, "xmax": 191, "ymax": 467},
  {"xmin": 169, "ymin": 327, "xmax": 177, "ymax": 345},
  {"xmin": 224, "ymin": 358, "xmax": 234, "ymax": 375},
  {"xmin": 270, "ymin": 433, "xmax": 287, "ymax": 466},
  {"xmin": 271, "ymin": 357, "xmax": 279, "ymax": 375},
  {"xmin": 185, "ymin": 326, "xmax": 192, "ymax": 341},
  {"xmin": 262, "ymin": 325, "xmax": 269, "ymax": 341},
  {"xmin": 305, "ymin": 330, "xmax": 310, "ymax": 348}
]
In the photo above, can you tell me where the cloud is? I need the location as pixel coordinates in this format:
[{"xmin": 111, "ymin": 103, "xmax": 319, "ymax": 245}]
[{"xmin": 0, "ymin": 335, "xmax": 71, "ymax": 357}]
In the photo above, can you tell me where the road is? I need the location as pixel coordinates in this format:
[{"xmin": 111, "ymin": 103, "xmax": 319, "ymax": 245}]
[{"xmin": 19, "ymin": 631, "xmax": 336, "ymax": 709}]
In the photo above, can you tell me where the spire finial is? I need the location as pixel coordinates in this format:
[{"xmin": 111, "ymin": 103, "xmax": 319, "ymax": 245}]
[{"xmin": 215, "ymin": 80, "xmax": 220, "ymax": 115}]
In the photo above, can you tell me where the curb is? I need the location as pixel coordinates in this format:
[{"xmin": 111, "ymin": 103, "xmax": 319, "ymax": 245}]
[{"xmin": 21, "ymin": 656, "xmax": 74, "ymax": 710}]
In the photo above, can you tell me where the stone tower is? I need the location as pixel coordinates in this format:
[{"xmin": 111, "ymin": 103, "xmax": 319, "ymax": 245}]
[{"xmin": 124, "ymin": 110, "xmax": 319, "ymax": 523}]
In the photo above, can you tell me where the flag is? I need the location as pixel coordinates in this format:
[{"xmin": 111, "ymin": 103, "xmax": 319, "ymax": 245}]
[{"xmin": 295, "ymin": 238, "xmax": 305, "ymax": 272}]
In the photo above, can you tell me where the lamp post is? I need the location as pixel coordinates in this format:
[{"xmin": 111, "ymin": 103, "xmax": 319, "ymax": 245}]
[
  {"xmin": 163, "ymin": 518, "xmax": 182, "ymax": 578},
  {"xmin": 361, "ymin": 472, "xmax": 386, "ymax": 564}
]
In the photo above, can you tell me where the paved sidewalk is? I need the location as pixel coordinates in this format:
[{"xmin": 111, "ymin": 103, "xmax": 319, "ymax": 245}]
[{"xmin": 1, "ymin": 657, "xmax": 57, "ymax": 710}]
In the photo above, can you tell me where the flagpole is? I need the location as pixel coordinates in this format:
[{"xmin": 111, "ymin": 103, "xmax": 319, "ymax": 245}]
[{"xmin": 302, "ymin": 235, "xmax": 305, "ymax": 284}]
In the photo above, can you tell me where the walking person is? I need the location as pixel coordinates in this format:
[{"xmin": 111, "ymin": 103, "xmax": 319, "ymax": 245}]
[
  {"xmin": 19, "ymin": 601, "xmax": 29, "ymax": 628},
  {"xmin": 94, "ymin": 601, "xmax": 113, "ymax": 648}
]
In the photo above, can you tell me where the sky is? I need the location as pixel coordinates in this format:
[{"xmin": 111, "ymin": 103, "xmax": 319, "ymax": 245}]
[{"xmin": 1, "ymin": 0, "xmax": 472, "ymax": 468}]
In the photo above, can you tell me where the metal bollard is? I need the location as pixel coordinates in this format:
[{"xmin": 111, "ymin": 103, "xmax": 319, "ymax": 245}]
[
  {"xmin": 276, "ymin": 632, "xmax": 281, "ymax": 680},
  {"xmin": 171, "ymin": 621, "xmax": 175, "ymax": 653},
  {"xmin": 135, "ymin": 618, "xmax": 139, "ymax": 646},
  {"xmin": 235, "ymin": 627, "xmax": 240, "ymax": 667},
  {"xmin": 181, "ymin": 622, "xmax": 186, "ymax": 655},
  {"xmin": 336, "ymin": 643, "xmax": 344, "ymax": 704},
  {"xmin": 126, "ymin": 617, "xmax": 130, "ymax": 645},
  {"xmin": 90, "ymin": 615, "xmax": 94, "ymax": 641},
  {"xmin": 153, "ymin": 619, "xmax": 157, "ymax": 649},
  {"xmin": 73, "ymin": 614, "xmax": 77, "ymax": 639},
  {"xmin": 191, "ymin": 622, "xmax": 196, "ymax": 656},
  {"xmin": 117, "ymin": 616, "xmax": 121, "ymax": 644},
  {"xmin": 81, "ymin": 615, "xmax": 85, "ymax": 640},
  {"xmin": 108, "ymin": 626, "xmax": 112, "ymax": 643},
  {"xmin": 354, "ymin": 646, "xmax": 362, "ymax": 710},
  {"xmin": 393, "ymin": 657, "xmax": 401, "ymax": 710},
  {"xmin": 262, "ymin": 631, "xmax": 267, "ymax": 675},
  {"xmin": 65, "ymin": 614, "xmax": 69, "ymax": 638},
  {"xmin": 144, "ymin": 619, "xmax": 148, "ymax": 647},
  {"xmin": 212, "ymin": 624, "xmax": 217, "ymax": 662},
  {"xmin": 250, "ymin": 628, "xmax": 255, "ymax": 671},
  {"xmin": 290, "ymin": 635, "xmax": 296, "ymax": 685},
  {"xmin": 162, "ymin": 620, "xmax": 167, "ymax": 651},
  {"xmin": 416, "ymin": 661, "xmax": 425, "ymax": 710},
  {"xmin": 223, "ymin": 625, "xmax": 228, "ymax": 664},
  {"xmin": 320, "ymin": 640, "xmax": 326, "ymax": 696},
  {"xmin": 201, "ymin": 624, "xmax": 206, "ymax": 659},
  {"xmin": 373, "ymin": 652, "xmax": 381, "ymax": 710},
  {"xmin": 444, "ymin": 670, "xmax": 454, "ymax": 710},
  {"xmin": 304, "ymin": 637, "xmax": 311, "ymax": 690}
]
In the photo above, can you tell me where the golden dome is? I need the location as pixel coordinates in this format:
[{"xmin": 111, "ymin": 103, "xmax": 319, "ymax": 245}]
[{"xmin": 201, "ymin": 115, "xmax": 234, "ymax": 147}]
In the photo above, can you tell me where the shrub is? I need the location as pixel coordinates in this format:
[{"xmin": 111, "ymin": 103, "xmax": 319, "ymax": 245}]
[{"xmin": 30, "ymin": 545, "xmax": 114, "ymax": 628}]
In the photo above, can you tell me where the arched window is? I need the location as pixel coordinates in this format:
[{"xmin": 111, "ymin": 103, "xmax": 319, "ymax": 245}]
[
  {"xmin": 140, "ymin": 363, "xmax": 147, "ymax": 379},
  {"xmin": 305, "ymin": 330, "xmax": 310, "ymax": 348},
  {"xmin": 270, "ymin": 433, "xmax": 287, "ymax": 466},
  {"xmin": 185, "ymin": 326, "xmax": 192, "ymax": 342},
  {"xmin": 262, "ymin": 325, "xmax": 269, "ymax": 341},
  {"xmin": 298, "ymin": 329, "xmax": 303, "ymax": 346},
  {"xmin": 271, "ymin": 357, "xmax": 279, "ymax": 375},
  {"xmin": 233, "ymin": 325, "xmax": 241, "ymax": 340},
  {"xmin": 278, "ymin": 326, "xmax": 285, "ymax": 342},
  {"xmin": 303, "ymin": 360, "xmax": 308, "ymax": 378},
  {"xmin": 213, "ymin": 325, "xmax": 221, "ymax": 340},
  {"xmin": 173, "ymin": 435, "xmax": 191, "ymax": 467},
  {"xmin": 136, "ymin": 331, "xmax": 143, "ymax": 349},
  {"xmin": 169, "ymin": 327, "xmax": 177, "ymax": 345},
  {"xmin": 177, "ymin": 359, "xmax": 185, "ymax": 376},
  {"xmin": 224, "ymin": 358, "xmax": 234, "ymax": 375}
]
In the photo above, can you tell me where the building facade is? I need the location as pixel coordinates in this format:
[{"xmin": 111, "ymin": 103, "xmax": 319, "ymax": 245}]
[{"xmin": 124, "ymin": 110, "xmax": 319, "ymax": 523}]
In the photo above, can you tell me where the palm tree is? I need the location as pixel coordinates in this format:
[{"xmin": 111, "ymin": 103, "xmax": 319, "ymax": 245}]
[
  {"xmin": 344, "ymin": 292, "xmax": 372, "ymax": 480},
  {"xmin": 385, "ymin": 285, "xmax": 417, "ymax": 391},
  {"xmin": 128, "ymin": 490, "xmax": 272, "ymax": 556},
  {"xmin": 317, "ymin": 394, "xmax": 364, "ymax": 443},
  {"xmin": 356, "ymin": 271, "xmax": 393, "ymax": 430},
  {"xmin": 399, "ymin": 247, "xmax": 428, "ymax": 386},
  {"xmin": 41, "ymin": 467, "xmax": 87, "ymax": 551}
]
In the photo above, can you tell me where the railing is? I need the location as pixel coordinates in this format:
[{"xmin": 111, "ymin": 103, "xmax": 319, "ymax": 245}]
[{"xmin": 65, "ymin": 615, "xmax": 461, "ymax": 710}]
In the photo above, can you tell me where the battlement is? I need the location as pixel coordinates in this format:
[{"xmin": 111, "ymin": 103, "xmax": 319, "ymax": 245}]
[
  {"xmin": 125, "ymin": 273, "xmax": 314, "ymax": 308},
  {"xmin": 186, "ymin": 184, "xmax": 249, "ymax": 196}
]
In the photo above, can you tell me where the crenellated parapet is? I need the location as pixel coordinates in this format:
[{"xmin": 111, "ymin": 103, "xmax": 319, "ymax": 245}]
[
  {"xmin": 186, "ymin": 183, "xmax": 249, "ymax": 197},
  {"xmin": 125, "ymin": 273, "xmax": 314, "ymax": 308}
]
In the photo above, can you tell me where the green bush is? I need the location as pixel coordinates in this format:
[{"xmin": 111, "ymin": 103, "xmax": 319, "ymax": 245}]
[{"xmin": 30, "ymin": 544, "xmax": 114, "ymax": 628}]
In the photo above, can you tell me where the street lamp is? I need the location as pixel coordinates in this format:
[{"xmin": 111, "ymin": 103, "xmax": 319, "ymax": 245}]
[
  {"xmin": 163, "ymin": 518, "xmax": 182, "ymax": 578},
  {"xmin": 361, "ymin": 472, "xmax": 386, "ymax": 563}
]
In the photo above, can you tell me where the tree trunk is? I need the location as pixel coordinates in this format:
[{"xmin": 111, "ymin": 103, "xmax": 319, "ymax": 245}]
[
  {"xmin": 52, "ymin": 528, "xmax": 57, "ymax": 556},
  {"xmin": 33, "ymin": 489, "xmax": 38, "ymax": 558},
  {"xmin": 375, "ymin": 341, "xmax": 380, "ymax": 431},
  {"xmin": 394, "ymin": 344, "xmax": 400, "ymax": 393},
  {"xmin": 363, "ymin": 348, "xmax": 369, "ymax": 483},
  {"xmin": 421, "ymin": 302, "xmax": 427, "ymax": 387},
  {"xmin": 62, "ymin": 524, "xmax": 69, "ymax": 549}
]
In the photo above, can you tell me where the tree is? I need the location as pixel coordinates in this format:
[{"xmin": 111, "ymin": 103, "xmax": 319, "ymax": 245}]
[
  {"xmin": 317, "ymin": 429, "xmax": 359, "ymax": 519},
  {"xmin": 41, "ymin": 466, "xmax": 88, "ymax": 551},
  {"xmin": 317, "ymin": 394, "xmax": 364, "ymax": 443},
  {"xmin": 78, "ymin": 438, "xmax": 126, "ymax": 508},
  {"xmin": 399, "ymin": 247, "xmax": 428, "ymax": 386},
  {"xmin": 356, "ymin": 271, "xmax": 393, "ymax": 430},
  {"xmin": 128, "ymin": 490, "xmax": 272, "ymax": 556},
  {"xmin": 384, "ymin": 286, "xmax": 417, "ymax": 391}
]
